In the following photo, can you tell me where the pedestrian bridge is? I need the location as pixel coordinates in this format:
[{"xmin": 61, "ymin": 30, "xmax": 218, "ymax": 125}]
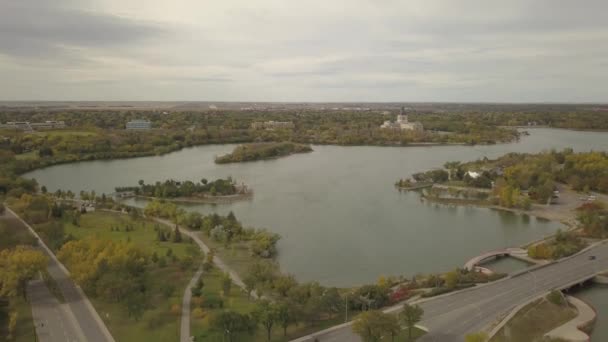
[{"xmin": 464, "ymin": 248, "xmax": 529, "ymax": 271}]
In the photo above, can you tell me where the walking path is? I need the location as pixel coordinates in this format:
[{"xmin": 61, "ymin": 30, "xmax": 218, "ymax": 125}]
[
  {"xmin": 6, "ymin": 206, "xmax": 115, "ymax": 342},
  {"xmin": 544, "ymin": 296, "xmax": 596, "ymax": 342},
  {"xmin": 151, "ymin": 216, "xmax": 259, "ymax": 342},
  {"xmin": 180, "ymin": 267, "xmax": 204, "ymax": 342},
  {"xmin": 151, "ymin": 217, "xmax": 257, "ymax": 299}
]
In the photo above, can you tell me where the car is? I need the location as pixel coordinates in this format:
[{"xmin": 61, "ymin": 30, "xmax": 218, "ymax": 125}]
[{"xmin": 589, "ymin": 255, "xmax": 597, "ymax": 260}]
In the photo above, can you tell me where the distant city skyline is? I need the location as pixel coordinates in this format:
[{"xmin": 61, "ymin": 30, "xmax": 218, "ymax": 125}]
[{"xmin": 1, "ymin": 0, "xmax": 607, "ymax": 103}]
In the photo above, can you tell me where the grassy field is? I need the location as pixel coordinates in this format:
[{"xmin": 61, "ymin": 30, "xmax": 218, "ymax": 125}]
[
  {"xmin": 195, "ymin": 230, "xmax": 279, "ymax": 279},
  {"xmin": 190, "ymin": 267, "xmax": 352, "ymax": 342},
  {"xmin": 60, "ymin": 211, "xmax": 198, "ymax": 342},
  {"xmin": 92, "ymin": 264, "xmax": 191, "ymax": 342},
  {"xmin": 36, "ymin": 129, "xmax": 99, "ymax": 138},
  {"xmin": 64, "ymin": 211, "xmax": 199, "ymax": 258},
  {"xmin": 490, "ymin": 298, "xmax": 577, "ymax": 342}
]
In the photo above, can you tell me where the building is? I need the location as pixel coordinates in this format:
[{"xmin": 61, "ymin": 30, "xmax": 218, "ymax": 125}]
[
  {"xmin": 250, "ymin": 121, "xmax": 295, "ymax": 130},
  {"xmin": 0, "ymin": 120, "xmax": 66, "ymax": 131},
  {"xmin": 126, "ymin": 119, "xmax": 152, "ymax": 130},
  {"xmin": 380, "ymin": 107, "xmax": 423, "ymax": 131},
  {"xmin": 29, "ymin": 121, "xmax": 66, "ymax": 129}
]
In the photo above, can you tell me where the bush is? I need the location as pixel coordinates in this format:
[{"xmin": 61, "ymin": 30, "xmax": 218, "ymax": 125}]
[{"xmin": 547, "ymin": 290, "xmax": 566, "ymax": 306}]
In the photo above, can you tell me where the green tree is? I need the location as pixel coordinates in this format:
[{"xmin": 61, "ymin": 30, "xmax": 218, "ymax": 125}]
[
  {"xmin": 211, "ymin": 310, "xmax": 256, "ymax": 342},
  {"xmin": 221, "ymin": 272, "xmax": 232, "ymax": 296},
  {"xmin": 352, "ymin": 310, "xmax": 399, "ymax": 342},
  {"xmin": 399, "ymin": 304, "xmax": 424, "ymax": 340},
  {"xmin": 172, "ymin": 226, "xmax": 182, "ymax": 243},
  {"xmin": 465, "ymin": 332, "xmax": 488, "ymax": 342},
  {"xmin": 253, "ymin": 300, "xmax": 279, "ymax": 342}
]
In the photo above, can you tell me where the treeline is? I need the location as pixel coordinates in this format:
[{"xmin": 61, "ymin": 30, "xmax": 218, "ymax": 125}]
[
  {"xmin": 416, "ymin": 149, "xmax": 608, "ymax": 209},
  {"xmin": 115, "ymin": 177, "xmax": 244, "ymax": 198},
  {"xmin": 527, "ymin": 230, "xmax": 586, "ymax": 260},
  {"xmin": 144, "ymin": 200, "xmax": 280, "ymax": 258},
  {"xmin": 215, "ymin": 142, "xmax": 313, "ymax": 164}
]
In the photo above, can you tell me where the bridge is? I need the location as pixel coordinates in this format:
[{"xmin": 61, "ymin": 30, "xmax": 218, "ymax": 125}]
[
  {"xmin": 463, "ymin": 247, "xmax": 532, "ymax": 271},
  {"xmin": 292, "ymin": 241, "xmax": 608, "ymax": 342}
]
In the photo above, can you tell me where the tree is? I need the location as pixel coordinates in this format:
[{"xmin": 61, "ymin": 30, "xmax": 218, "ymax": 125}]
[
  {"xmin": 276, "ymin": 301, "xmax": 295, "ymax": 337},
  {"xmin": 465, "ymin": 332, "xmax": 488, "ymax": 342},
  {"xmin": 210, "ymin": 310, "xmax": 256, "ymax": 342},
  {"xmin": 274, "ymin": 274, "xmax": 297, "ymax": 297},
  {"xmin": 221, "ymin": 272, "xmax": 232, "ymax": 296},
  {"xmin": 0, "ymin": 246, "xmax": 48, "ymax": 298},
  {"xmin": 172, "ymin": 226, "xmax": 182, "ymax": 243},
  {"xmin": 399, "ymin": 304, "xmax": 424, "ymax": 340},
  {"xmin": 352, "ymin": 310, "xmax": 398, "ymax": 342},
  {"xmin": 253, "ymin": 300, "xmax": 279, "ymax": 342},
  {"xmin": 243, "ymin": 273, "xmax": 256, "ymax": 299},
  {"xmin": 445, "ymin": 270, "xmax": 460, "ymax": 289}
]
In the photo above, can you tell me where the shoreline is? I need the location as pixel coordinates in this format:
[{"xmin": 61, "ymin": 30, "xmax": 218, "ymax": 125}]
[{"xmin": 118, "ymin": 192, "xmax": 253, "ymax": 204}]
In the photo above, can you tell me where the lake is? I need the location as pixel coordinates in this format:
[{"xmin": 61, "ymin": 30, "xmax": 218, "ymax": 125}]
[{"xmin": 24, "ymin": 128, "xmax": 608, "ymax": 286}]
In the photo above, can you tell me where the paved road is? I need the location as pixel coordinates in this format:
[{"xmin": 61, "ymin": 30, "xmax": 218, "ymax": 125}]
[
  {"xmin": 28, "ymin": 278, "xmax": 85, "ymax": 342},
  {"xmin": 293, "ymin": 242, "xmax": 608, "ymax": 342},
  {"xmin": 6, "ymin": 207, "xmax": 115, "ymax": 342}
]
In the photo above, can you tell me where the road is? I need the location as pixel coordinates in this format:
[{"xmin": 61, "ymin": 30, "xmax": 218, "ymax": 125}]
[
  {"xmin": 27, "ymin": 278, "xmax": 85, "ymax": 342},
  {"xmin": 293, "ymin": 242, "xmax": 608, "ymax": 342},
  {"xmin": 6, "ymin": 207, "xmax": 115, "ymax": 342}
]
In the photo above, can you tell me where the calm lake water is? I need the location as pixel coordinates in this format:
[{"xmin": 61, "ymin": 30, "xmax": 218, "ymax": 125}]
[
  {"xmin": 24, "ymin": 128, "xmax": 608, "ymax": 286},
  {"xmin": 573, "ymin": 286, "xmax": 608, "ymax": 341}
]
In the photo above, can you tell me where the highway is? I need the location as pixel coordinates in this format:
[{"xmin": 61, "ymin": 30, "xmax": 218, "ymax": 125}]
[{"xmin": 294, "ymin": 242, "xmax": 608, "ymax": 342}]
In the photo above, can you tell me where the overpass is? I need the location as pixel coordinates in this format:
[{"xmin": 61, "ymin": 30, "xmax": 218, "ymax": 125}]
[{"xmin": 292, "ymin": 242, "xmax": 608, "ymax": 342}]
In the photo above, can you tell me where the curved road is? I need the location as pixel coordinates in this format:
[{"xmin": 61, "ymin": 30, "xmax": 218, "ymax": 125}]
[{"xmin": 293, "ymin": 242, "xmax": 608, "ymax": 342}]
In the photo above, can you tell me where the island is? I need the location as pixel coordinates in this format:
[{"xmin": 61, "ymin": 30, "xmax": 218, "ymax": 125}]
[
  {"xmin": 214, "ymin": 141, "xmax": 313, "ymax": 164},
  {"xmin": 114, "ymin": 177, "xmax": 252, "ymax": 203}
]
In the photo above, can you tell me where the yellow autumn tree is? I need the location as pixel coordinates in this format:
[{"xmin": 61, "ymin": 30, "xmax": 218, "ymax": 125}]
[{"xmin": 0, "ymin": 246, "xmax": 48, "ymax": 298}]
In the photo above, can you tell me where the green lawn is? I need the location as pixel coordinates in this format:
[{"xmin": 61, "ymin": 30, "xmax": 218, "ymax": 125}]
[
  {"xmin": 490, "ymin": 298, "xmax": 577, "ymax": 342},
  {"xmin": 65, "ymin": 211, "xmax": 199, "ymax": 258}
]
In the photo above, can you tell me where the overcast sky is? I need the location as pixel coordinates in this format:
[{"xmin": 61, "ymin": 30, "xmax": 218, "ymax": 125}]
[{"xmin": 1, "ymin": 0, "xmax": 607, "ymax": 102}]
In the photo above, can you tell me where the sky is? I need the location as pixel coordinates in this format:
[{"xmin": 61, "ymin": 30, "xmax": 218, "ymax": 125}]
[{"xmin": 1, "ymin": 0, "xmax": 607, "ymax": 103}]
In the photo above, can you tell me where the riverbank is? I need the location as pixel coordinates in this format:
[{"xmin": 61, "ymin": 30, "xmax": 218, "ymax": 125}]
[
  {"xmin": 421, "ymin": 183, "xmax": 583, "ymax": 229},
  {"xmin": 120, "ymin": 191, "xmax": 253, "ymax": 204}
]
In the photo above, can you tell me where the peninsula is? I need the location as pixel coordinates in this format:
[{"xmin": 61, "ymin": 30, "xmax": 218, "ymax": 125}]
[{"xmin": 215, "ymin": 141, "xmax": 313, "ymax": 164}]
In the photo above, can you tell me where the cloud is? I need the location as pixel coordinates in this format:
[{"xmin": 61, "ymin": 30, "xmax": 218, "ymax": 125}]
[
  {"xmin": 0, "ymin": 0, "xmax": 168, "ymax": 63},
  {"xmin": 0, "ymin": 0, "xmax": 607, "ymax": 102}
]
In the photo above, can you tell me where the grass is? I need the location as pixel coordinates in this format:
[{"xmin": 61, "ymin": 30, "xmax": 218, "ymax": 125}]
[
  {"xmin": 190, "ymin": 267, "xmax": 353, "ymax": 342},
  {"xmin": 490, "ymin": 298, "xmax": 577, "ymax": 342},
  {"xmin": 195, "ymin": 231, "xmax": 279, "ymax": 280},
  {"xmin": 396, "ymin": 327, "xmax": 426, "ymax": 341},
  {"xmin": 60, "ymin": 210, "xmax": 198, "ymax": 342},
  {"xmin": 14, "ymin": 150, "xmax": 39, "ymax": 161},
  {"xmin": 91, "ymin": 264, "xmax": 192, "ymax": 342},
  {"xmin": 36, "ymin": 129, "xmax": 99, "ymax": 138},
  {"xmin": 64, "ymin": 211, "xmax": 199, "ymax": 259}
]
